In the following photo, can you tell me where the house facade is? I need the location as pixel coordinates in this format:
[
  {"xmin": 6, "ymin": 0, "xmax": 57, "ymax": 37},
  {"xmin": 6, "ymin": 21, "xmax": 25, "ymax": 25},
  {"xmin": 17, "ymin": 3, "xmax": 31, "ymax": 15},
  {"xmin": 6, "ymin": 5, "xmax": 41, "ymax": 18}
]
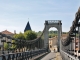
[{"xmin": 0, "ymin": 30, "xmax": 15, "ymax": 50}]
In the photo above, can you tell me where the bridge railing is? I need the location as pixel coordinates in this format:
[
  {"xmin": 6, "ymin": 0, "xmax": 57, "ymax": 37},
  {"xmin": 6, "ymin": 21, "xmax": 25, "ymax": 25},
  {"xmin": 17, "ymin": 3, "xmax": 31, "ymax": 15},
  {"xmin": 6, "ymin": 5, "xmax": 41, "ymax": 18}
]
[
  {"xmin": 61, "ymin": 7, "xmax": 80, "ymax": 60},
  {"xmin": 0, "ymin": 20, "xmax": 47, "ymax": 60},
  {"xmin": 60, "ymin": 50, "xmax": 79, "ymax": 60},
  {"xmin": 0, "ymin": 48, "xmax": 47, "ymax": 60}
]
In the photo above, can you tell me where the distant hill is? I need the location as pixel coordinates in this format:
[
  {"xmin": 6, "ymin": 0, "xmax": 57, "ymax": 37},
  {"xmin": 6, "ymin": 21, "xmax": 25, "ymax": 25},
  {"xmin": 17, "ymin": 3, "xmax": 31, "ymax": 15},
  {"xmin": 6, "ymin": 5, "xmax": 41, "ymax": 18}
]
[{"xmin": 36, "ymin": 30, "xmax": 68, "ymax": 38}]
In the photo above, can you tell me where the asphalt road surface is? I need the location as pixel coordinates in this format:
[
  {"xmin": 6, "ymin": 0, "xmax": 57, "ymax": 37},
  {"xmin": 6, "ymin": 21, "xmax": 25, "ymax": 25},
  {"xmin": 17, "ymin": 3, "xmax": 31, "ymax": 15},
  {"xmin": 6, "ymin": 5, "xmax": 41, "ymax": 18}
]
[{"xmin": 41, "ymin": 52, "xmax": 62, "ymax": 60}]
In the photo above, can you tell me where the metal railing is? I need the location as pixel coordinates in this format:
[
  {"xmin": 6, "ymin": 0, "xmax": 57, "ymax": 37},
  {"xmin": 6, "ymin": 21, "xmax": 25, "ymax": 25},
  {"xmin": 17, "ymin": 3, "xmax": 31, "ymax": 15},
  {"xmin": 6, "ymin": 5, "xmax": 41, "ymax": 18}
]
[
  {"xmin": 0, "ymin": 21, "xmax": 47, "ymax": 60},
  {"xmin": 0, "ymin": 49, "xmax": 47, "ymax": 60},
  {"xmin": 61, "ymin": 7, "xmax": 80, "ymax": 60}
]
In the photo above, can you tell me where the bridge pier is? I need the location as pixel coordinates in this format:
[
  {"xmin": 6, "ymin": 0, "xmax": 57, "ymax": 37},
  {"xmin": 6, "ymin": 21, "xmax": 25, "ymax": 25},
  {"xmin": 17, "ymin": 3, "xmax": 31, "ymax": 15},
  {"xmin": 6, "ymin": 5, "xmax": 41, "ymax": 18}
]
[
  {"xmin": 57, "ymin": 27, "xmax": 62, "ymax": 52},
  {"xmin": 44, "ymin": 20, "xmax": 62, "ymax": 52}
]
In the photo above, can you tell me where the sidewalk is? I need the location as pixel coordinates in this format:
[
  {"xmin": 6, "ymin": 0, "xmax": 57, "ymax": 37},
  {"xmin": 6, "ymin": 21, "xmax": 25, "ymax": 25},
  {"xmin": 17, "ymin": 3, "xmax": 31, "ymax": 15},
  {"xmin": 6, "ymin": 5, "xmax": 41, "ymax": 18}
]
[
  {"xmin": 55, "ymin": 52, "xmax": 62, "ymax": 60},
  {"xmin": 41, "ymin": 52, "xmax": 62, "ymax": 60}
]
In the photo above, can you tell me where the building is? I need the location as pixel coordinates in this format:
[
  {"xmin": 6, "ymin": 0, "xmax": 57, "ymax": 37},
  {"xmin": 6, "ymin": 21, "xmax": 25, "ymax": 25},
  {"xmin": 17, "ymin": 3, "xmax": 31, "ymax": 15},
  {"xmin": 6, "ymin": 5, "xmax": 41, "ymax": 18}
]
[
  {"xmin": 61, "ymin": 34, "xmax": 68, "ymax": 40},
  {"xmin": 1, "ymin": 30, "xmax": 15, "ymax": 37},
  {"xmin": 0, "ymin": 21, "xmax": 31, "ymax": 50},
  {"xmin": 61, "ymin": 34, "xmax": 80, "ymax": 55},
  {"xmin": 24, "ymin": 21, "xmax": 32, "ymax": 32},
  {"xmin": 49, "ymin": 38, "xmax": 53, "ymax": 48},
  {"xmin": 75, "ymin": 38, "xmax": 79, "ymax": 51},
  {"xmin": 0, "ymin": 30, "xmax": 15, "ymax": 50},
  {"xmin": 49, "ymin": 34, "xmax": 68, "ymax": 52},
  {"xmin": 49, "ymin": 36, "xmax": 57, "ymax": 52}
]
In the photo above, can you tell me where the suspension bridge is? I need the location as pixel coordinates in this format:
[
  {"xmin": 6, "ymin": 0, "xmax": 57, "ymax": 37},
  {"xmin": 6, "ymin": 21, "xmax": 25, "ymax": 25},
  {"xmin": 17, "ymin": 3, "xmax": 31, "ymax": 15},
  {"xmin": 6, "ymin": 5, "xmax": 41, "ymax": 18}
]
[{"xmin": 0, "ymin": 7, "xmax": 80, "ymax": 60}]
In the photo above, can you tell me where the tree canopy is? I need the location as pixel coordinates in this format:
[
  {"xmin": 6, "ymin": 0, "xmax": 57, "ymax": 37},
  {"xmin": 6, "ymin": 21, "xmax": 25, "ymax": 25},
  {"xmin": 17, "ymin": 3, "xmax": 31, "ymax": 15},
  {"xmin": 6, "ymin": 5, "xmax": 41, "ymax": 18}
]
[
  {"xmin": 13, "ymin": 32, "xmax": 25, "ymax": 40},
  {"xmin": 4, "ymin": 42, "xmax": 9, "ymax": 50},
  {"xmin": 13, "ymin": 30, "xmax": 37, "ymax": 40},
  {"xmin": 10, "ymin": 40, "xmax": 16, "ymax": 49},
  {"xmin": 24, "ymin": 30, "xmax": 37, "ymax": 40}
]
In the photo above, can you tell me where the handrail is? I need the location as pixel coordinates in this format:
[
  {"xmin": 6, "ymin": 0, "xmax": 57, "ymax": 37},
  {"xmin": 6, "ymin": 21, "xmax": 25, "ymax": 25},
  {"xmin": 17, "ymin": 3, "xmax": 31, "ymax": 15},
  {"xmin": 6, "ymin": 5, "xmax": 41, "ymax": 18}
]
[
  {"xmin": 61, "ymin": 7, "xmax": 80, "ymax": 46},
  {"xmin": 61, "ymin": 50, "xmax": 79, "ymax": 60}
]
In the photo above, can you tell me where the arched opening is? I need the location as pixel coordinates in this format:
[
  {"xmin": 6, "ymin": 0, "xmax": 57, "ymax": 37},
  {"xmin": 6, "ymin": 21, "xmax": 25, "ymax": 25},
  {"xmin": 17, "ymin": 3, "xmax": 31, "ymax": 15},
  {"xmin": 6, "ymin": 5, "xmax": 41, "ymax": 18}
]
[
  {"xmin": 49, "ymin": 27, "xmax": 58, "ymax": 52},
  {"xmin": 44, "ymin": 20, "xmax": 62, "ymax": 52}
]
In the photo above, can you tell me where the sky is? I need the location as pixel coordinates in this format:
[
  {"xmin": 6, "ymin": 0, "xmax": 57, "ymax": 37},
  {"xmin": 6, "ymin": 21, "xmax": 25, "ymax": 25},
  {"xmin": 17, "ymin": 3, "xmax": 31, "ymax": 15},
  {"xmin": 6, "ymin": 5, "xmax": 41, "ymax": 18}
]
[{"xmin": 0, "ymin": 0, "xmax": 80, "ymax": 33}]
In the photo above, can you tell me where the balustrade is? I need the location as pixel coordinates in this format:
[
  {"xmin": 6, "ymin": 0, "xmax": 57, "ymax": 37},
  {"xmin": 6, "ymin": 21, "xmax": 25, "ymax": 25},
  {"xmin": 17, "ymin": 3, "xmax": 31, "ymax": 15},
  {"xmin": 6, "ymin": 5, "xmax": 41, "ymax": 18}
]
[
  {"xmin": 0, "ymin": 28, "xmax": 47, "ymax": 60},
  {"xmin": 61, "ymin": 7, "xmax": 80, "ymax": 60}
]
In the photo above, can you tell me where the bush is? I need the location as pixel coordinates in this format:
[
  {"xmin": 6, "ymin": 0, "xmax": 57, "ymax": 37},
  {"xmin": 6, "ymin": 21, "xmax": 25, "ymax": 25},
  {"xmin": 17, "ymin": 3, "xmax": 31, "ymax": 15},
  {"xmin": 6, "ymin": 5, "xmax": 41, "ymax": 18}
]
[{"xmin": 24, "ymin": 30, "xmax": 37, "ymax": 40}]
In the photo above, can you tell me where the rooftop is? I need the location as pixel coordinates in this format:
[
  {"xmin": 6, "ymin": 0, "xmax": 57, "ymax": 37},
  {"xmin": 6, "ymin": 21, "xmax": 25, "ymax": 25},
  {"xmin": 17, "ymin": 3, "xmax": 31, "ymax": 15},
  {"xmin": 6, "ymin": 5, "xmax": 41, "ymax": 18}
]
[
  {"xmin": 24, "ymin": 21, "xmax": 31, "ymax": 32},
  {"xmin": 1, "ymin": 30, "xmax": 14, "ymax": 35}
]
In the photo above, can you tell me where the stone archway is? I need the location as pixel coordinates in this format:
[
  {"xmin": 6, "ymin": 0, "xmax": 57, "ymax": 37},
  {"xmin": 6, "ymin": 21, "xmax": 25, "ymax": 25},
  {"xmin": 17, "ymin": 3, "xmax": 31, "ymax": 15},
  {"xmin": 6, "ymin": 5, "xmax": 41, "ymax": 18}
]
[{"xmin": 44, "ymin": 20, "xmax": 62, "ymax": 52}]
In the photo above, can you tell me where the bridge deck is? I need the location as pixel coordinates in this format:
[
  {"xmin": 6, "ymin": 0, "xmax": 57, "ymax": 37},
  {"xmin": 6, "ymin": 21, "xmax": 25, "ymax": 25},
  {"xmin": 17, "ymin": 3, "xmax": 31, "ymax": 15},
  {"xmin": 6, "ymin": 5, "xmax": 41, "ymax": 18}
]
[{"xmin": 41, "ymin": 52, "xmax": 62, "ymax": 60}]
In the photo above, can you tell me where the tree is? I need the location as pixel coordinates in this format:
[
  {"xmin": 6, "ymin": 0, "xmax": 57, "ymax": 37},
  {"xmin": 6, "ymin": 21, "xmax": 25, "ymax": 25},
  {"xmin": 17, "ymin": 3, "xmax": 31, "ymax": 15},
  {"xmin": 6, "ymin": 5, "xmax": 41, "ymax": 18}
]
[
  {"xmin": 13, "ymin": 34, "xmax": 18, "ymax": 39},
  {"xmin": 13, "ymin": 32, "xmax": 25, "ymax": 49},
  {"xmin": 13, "ymin": 32, "xmax": 25, "ymax": 40},
  {"xmin": 24, "ymin": 30, "xmax": 37, "ymax": 40},
  {"xmin": 4, "ymin": 42, "xmax": 9, "ymax": 50},
  {"xmin": 10, "ymin": 40, "xmax": 16, "ymax": 49}
]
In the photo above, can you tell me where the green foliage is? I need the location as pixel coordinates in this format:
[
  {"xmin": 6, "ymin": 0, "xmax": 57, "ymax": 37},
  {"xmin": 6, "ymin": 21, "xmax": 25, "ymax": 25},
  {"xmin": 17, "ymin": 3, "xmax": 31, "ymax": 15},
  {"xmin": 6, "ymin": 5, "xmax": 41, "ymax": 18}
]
[
  {"xmin": 37, "ymin": 30, "xmax": 68, "ymax": 38},
  {"xmin": 76, "ymin": 34, "xmax": 79, "ymax": 37},
  {"xmin": 49, "ymin": 30, "xmax": 58, "ymax": 34},
  {"xmin": 24, "ymin": 30, "xmax": 37, "ymax": 40},
  {"xmin": 49, "ymin": 34, "xmax": 57, "ymax": 38},
  {"xmin": 4, "ymin": 42, "xmax": 9, "ymax": 50},
  {"xmin": 10, "ymin": 40, "xmax": 16, "ymax": 49},
  {"xmin": 36, "ymin": 31, "xmax": 42, "ymax": 37},
  {"xmin": 13, "ymin": 32, "xmax": 25, "ymax": 49},
  {"xmin": 13, "ymin": 31, "xmax": 37, "ymax": 50},
  {"xmin": 13, "ymin": 32, "xmax": 25, "ymax": 40},
  {"xmin": 13, "ymin": 34, "xmax": 18, "ymax": 39},
  {"xmin": 62, "ymin": 32, "xmax": 68, "ymax": 34}
]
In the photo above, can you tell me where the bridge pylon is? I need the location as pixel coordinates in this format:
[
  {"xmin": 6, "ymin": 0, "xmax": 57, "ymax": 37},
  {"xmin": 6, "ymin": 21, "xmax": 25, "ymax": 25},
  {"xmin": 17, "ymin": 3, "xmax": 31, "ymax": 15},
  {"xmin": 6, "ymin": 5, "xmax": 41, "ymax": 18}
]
[{"xmin": 44, "ymin": 20, "xmax": 62, "ymax": 52}]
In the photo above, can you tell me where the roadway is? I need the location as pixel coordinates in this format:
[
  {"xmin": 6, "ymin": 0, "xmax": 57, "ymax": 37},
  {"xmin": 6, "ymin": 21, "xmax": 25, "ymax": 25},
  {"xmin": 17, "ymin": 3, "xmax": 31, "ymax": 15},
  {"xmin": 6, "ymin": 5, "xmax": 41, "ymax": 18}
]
[{"xmin": 41, "ymin": 52, "xmax": 62, "ymax": 60}]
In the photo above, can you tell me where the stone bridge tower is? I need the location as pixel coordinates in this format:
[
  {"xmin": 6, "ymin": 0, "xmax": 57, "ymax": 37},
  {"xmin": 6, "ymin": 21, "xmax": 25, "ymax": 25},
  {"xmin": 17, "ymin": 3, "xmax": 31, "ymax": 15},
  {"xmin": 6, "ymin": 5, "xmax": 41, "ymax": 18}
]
[{"xmin": 44, "ymin": 20, "xmax": 62, "ymax": 52}]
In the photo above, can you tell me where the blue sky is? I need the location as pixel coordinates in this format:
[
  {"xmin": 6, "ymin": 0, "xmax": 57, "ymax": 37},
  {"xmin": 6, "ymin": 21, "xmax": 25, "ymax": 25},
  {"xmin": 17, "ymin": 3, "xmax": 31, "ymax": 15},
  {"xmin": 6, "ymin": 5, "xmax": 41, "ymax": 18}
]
[{"xmin": 0, "ymin": 0, "xmax": 80, "ymax": 33}]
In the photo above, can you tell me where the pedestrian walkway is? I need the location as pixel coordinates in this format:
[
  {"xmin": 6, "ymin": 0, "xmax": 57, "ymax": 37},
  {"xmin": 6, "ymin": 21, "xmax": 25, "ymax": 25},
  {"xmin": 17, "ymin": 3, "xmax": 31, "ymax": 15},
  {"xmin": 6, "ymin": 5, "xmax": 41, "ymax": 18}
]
[
  {"xmin": 41, "ymin": 52, "xmax": 62, "ymax": 60},
  {"xmin": 55, "ymin": 52, "xmax": 62, "ymax": 60}
]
